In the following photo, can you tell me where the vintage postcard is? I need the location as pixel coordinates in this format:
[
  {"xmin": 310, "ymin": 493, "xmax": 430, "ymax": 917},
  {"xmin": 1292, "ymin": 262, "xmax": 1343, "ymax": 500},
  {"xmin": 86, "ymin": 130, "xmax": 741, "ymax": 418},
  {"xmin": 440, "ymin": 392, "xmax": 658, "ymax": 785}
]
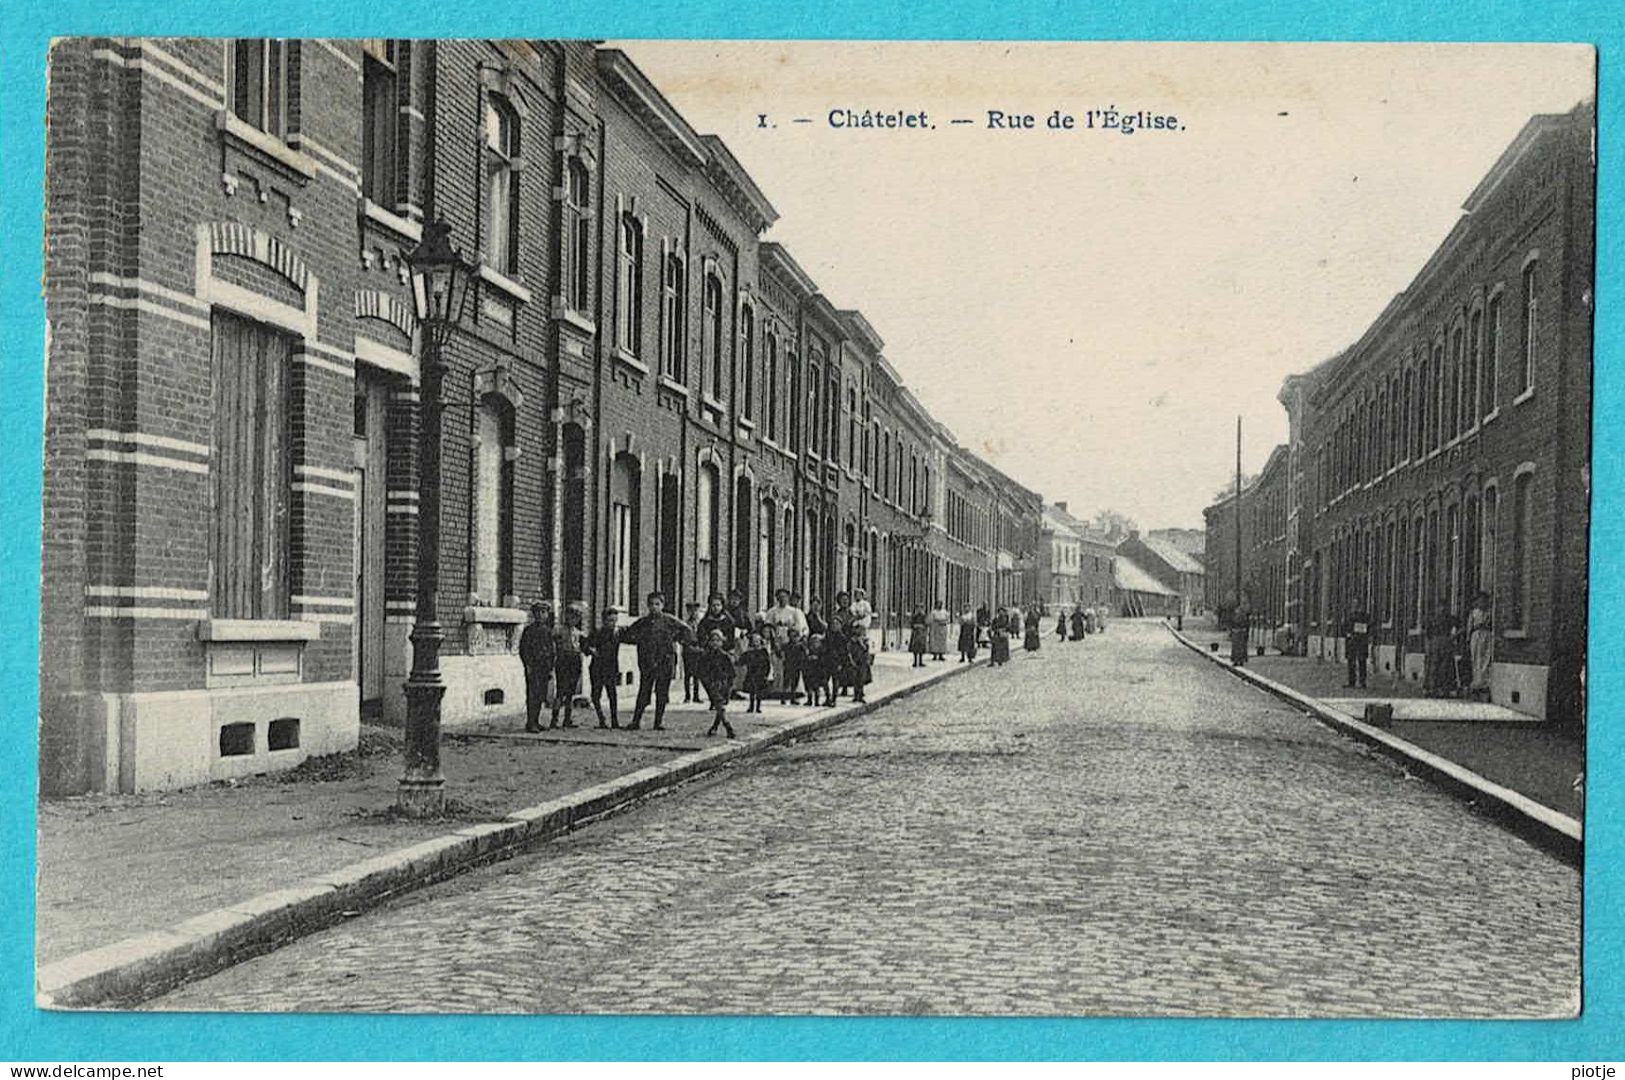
[{"xmin": 35, "ymin": 39, "xmax": 1592, "ymax": 1018}]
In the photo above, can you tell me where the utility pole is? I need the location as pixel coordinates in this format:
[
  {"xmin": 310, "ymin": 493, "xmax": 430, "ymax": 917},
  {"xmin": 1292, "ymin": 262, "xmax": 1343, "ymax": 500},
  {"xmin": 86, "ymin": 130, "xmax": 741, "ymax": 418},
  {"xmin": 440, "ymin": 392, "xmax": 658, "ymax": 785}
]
[{"xmin": 1235, "ymin": 415, "xmax": 1243, "ymax": 620}]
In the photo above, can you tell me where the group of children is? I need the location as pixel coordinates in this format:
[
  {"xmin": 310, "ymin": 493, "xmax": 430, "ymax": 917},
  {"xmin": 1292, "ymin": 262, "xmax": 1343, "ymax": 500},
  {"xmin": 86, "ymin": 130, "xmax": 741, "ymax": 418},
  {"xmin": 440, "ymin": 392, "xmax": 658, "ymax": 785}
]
[{"xmin": 519, "ymin": 589, "xmax": 876, "ymax": 743}]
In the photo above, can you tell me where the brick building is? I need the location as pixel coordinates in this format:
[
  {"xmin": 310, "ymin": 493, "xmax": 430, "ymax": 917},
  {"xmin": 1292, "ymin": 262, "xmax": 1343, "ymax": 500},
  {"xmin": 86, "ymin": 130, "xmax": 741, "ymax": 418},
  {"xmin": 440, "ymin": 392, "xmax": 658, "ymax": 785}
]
[
  {"xmin": 1208, "ymin": 102, "xmax": 1594, "ymax": 721},
  {"xmin": 41, "ymin": 38, "xmax": 1050, "ymax": 793}
]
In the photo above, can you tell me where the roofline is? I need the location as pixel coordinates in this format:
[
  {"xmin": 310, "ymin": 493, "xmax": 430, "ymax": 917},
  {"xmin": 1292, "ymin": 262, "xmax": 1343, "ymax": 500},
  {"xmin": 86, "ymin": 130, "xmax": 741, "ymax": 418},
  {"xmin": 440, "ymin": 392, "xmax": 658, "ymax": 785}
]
[
  {"xmin": 838, "ymin": 309, "xmax": 885, "ymax": 353},
  {"xmin": 595, "ymin": 49, "xmax": 708, "ymax": 167},
  {"xmin": 700, "ymin": 134, "xmax": 780, "ymax": 234},
  {"xmin": 759, "ymin": 242, "xmax": 819, "ymax": 299}
]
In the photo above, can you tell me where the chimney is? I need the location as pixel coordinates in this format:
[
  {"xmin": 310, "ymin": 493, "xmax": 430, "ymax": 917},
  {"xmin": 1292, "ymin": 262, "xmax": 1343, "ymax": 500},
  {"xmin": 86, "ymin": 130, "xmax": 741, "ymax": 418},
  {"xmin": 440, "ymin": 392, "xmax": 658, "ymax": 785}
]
[{"xmin": 1054, "ymin": 501, "xmax": 1068, "ymax": 513}]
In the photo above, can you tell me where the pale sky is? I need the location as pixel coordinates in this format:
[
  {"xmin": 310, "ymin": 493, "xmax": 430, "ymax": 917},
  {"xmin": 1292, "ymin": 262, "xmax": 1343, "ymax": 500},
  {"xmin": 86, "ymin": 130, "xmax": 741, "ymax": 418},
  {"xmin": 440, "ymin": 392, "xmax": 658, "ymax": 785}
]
[{"xmin": 611, "ymin": 41, "xmax": 1594, "ymax": 530}]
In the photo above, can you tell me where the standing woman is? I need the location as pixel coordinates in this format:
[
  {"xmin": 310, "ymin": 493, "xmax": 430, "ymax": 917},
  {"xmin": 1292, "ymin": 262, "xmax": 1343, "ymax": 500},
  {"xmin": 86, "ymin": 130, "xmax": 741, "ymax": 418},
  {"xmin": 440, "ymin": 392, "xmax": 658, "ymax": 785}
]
[
  {"xmin": 927, "ymin": 598, "xmax": 951, "ymax": 661},
  {"xmin": 975, "ymin": 603, "xmax": 992, "ymax": 649},
  {"xmin": 989, "ymin": 607, "xmax": 1012, "ymax": 667},
  {"xmin": 1023, "ymin": 603, "xmax": 1042, "ymax": 653},
  {"xmin": 805, "ymin": 595, "xmax": 828, "ymax": 640},
  {"xmin": 957, "ymin": 606, "xmax": 979, "ymax": 663},
  {"xmin": 909, "ymin": 604, "xmax": 929, "ymax": 668},
  {"xmin": 1055, "ymin": 607, "xmax": 1067, "ymax": 640},
  {"xmin": 1468, "ymin": 592, "xmax": 1493, "ymax": 701}
]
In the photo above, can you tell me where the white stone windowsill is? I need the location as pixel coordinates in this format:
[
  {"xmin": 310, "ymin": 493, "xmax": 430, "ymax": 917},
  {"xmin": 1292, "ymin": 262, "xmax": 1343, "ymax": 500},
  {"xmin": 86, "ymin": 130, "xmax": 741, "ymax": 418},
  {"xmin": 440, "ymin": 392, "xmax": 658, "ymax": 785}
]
[
  {"xmin": 463, "ymin": 604, "xmax": 528, "ymax": 625},
  {"xmin": 360, "ymin": 197, "xmax": 423, "ymax": 242},
  {"xmin": 478, "ymin": 263, "xmax": 534, "ymax": 306},
  {"xmin": 197, "ymin": 618, "xmax": 322, "ymax": 642},
  {"xmin": 1502, "ymin": 628, "xmax": 1530, "ymax": 640},
  {"xmin": 1512, "ymin": 386, "xmax": 1536, "ymax": 407},
  {"xmin": 659, "ymin": 376, "xmax": 690, "ymax": 397},
  {"xmin": 552, "ymin": 302, "xmax": 597, "ymax": 336},
  {"xmin": 216, "ymin": 111, "xmax": 318, "ymax": 179},
  {"xmin": 612, "ymin": 348, "xmax": 649, "ymax": 375}
]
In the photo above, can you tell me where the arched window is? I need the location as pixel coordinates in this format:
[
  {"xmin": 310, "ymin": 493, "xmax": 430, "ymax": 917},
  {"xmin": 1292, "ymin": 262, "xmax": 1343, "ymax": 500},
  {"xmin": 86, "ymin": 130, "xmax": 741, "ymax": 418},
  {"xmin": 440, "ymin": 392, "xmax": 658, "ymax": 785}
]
[
  {"xmin": 765, "ymin": 332, "xmax": 779, "ymax": 441},
  {"xmin": 881, "ymin": 432, "xmax": 891, "ymax": 499},
  {"xmin": 1484, "ymin": 294, "xmax": 1502, "ymax": 418},
  {"xmin": 703, "ymin": 272, "xmax": 725, "ymax": 400},
  {"xmin": 473, "ymin": 395, "xmax": 514, "ymax": 603},
  {"xmin": 609, "ymin": 454, "xmax": 641, "ymax": 614},
  {"xmin": 1520, "ymin": 261, "xmax": 1539, "ymax": 396},
  {"xmin": 661, "ymin": 251, "xmax": 685, "ymax": 380},
  {"xmin": 1447, "ymin": 324, "xmax": 1464, "ymax": 441},
  {"xmin": 617, "ymin": 215, "xmax": 644, "ymax": 355},
  {"xmin": 566, "ymin": 158, "xmax": 591, "ymax": 312},
  {"xmin": 1466, "ymin": 307, "xmax": 1483, "ymax": 432},
  {"xmin": 1481, "ymin": 483, "xmax": 1499, "ymax": 599},
  {"xmin": 482, "ymin": 94, "xmax": 520, "ymax": 274},
  {"xmin": 740, "ymin": 302, "xmax": 756, "ymax": 421},
  {"xmin": 757, "ymin": 497, "xmax": 774, "ymax": 607},
  {"xmin": 696, "ymin": 462, "xmax": 719, "ymax": 601}
]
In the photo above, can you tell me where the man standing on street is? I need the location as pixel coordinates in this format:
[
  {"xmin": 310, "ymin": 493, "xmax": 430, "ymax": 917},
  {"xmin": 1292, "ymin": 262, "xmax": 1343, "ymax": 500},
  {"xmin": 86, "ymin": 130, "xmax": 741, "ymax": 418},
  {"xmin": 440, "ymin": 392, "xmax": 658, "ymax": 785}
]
[
  {"xmin": 1344, "ymin": 605, "xmax": 1372, "ymax": 689},
  {"xmin": 519, "ymin": 601, "xmax": 556, "ymax": 734},
  {"xmin": 621, "ymin": 591, "xmax": 693, "ymax": 731}
]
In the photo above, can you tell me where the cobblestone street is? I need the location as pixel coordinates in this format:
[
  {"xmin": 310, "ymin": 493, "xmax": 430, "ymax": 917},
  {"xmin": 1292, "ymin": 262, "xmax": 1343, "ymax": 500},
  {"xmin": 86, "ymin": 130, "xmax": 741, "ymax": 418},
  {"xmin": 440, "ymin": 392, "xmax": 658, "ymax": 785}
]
[{"xmin": 153, "ymin": 619, "xmax": 1580, "ymax": 1018}]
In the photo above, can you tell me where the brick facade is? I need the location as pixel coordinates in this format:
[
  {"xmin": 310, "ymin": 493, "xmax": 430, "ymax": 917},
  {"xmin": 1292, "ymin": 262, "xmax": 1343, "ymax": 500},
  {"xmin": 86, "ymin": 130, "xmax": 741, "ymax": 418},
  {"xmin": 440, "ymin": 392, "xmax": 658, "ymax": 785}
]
[
  {"xmin": 1206, "ymin": 102, "xmax": 1594, "ymax": 722},
  {"xmin": 41, "ymin": 39, "xmax": 1051, "ymax": 793}
]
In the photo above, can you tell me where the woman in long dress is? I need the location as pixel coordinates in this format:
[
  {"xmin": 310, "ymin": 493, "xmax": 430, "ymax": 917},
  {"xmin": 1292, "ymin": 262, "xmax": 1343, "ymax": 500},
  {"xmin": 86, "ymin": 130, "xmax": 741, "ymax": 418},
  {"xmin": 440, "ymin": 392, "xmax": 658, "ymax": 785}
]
[
  {"xmin": 989, "ymin": 608, "xmax": 1012, "ymax": 666},
  {"xmin": 1023, "ymin": 604, "xmax": 1042, "ymax": 652},
  {"xmin": 927, "ymin": 600, "xmax": 951, "ymax": 661},
  {"xmin": 1468, "ymin": 592, "xmax": 1493, "ymax": 699},
  {"xmin": 908, "ymin": 605, "xmax": 929, "ymax": 668}
]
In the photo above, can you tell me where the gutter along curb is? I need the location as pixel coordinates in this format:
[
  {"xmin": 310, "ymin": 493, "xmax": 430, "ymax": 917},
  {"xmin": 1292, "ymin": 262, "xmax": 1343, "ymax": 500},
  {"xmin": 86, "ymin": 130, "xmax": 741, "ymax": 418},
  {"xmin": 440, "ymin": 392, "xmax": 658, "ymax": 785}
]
[
  {"xmin": 38, "ymin": 656, "xmax": 984, "ymax": 1009},
  {"xmin": 1167, "ymin": 626, "xmax": 1581, "ymax": 868}
]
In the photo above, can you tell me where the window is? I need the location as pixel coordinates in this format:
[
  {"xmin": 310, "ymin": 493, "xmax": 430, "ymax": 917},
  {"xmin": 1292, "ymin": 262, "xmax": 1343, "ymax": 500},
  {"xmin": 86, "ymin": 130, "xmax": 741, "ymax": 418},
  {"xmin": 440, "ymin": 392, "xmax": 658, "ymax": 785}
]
[
  {"xmin": 1466, "ymin": 309, "xmax": 1482, "ymax": 431},
  {"xmin": 1430, "ymin": 342, "xmax": 1444, "ymax": 451},
  {"xmin": 1483, "ymin": 295, "xmax": 1501, "ymax": 418},
  {"xmin": 661, "ymin": 251, "xmax": 686, "ymax": 380},
  {"xmin": 922, "ymin": 465, "xmax": 932, "ymax": 515},
  {"xmin": 1445, "ymin": 503, "xmax": 1460, "ymax": 616},
  {"xmin": 1510, "ymin": 471, "xmax": 1532, "ymax": 630},
  {"xmin": 211, "ymin": 310, "xmax": 291, "ymax": 619},
  {"xmin": 361, "ymin": 41, "xmax": 399, "ymax": 206},
  {"xmin": 881, "ymin": 432, "xmax": 891, "ymax": 499},
  {"xmin": 846, "ymin": 387, "xmax": 858, "ymax": 470},
  {"xmin": 1481, "ymin": 484, "xmax": 1499, "ymax": 599},
  {"xmin": 566, "ymin": 159, "xmax": 591, "ymax": 312},
  {"xmin": 1520, "ymin": 261, "xmax": 1539, "ymax": 396},
  {"xmin": 482, "ymin": 94, "xmax": 520, "ymax": 275},
  {"xmin": 229, "ymin": 39, "xmax": 291, "ymax": 139},
  {"xmin": 1412, "ymin": 515, "xmax": 1426, "ymax": 628},
  {"xmin": 609, "ymin": 454, "xmax": 640, "ymax": 614},
  {"xmin": 741, "ymin": 304, "xmax": 756, "ymax": 420},
  {"xmin": 696, "ymin": 463, "xmax": 718, "ymax": 600},
  {"xmin": 806, "ymin": 363, "xmax": 821, "ymax": 455},
  {"xmin": 1456, "ymin": 324, "xmax": 1469, "ymax": 438},
  {"xmin": 616, "ymin": 215, "xmax": 643, "ymax": 355},
  {"xmin": 474, "ymin": 396, "xmax": 514, "ymax": 602},
  {"xmin": 703, "ymin": 272, "xmax": 724, "ymax": 399},
  {"xmin": 765, "ymin": 333, "xmax": 779, "ymax": 440}
]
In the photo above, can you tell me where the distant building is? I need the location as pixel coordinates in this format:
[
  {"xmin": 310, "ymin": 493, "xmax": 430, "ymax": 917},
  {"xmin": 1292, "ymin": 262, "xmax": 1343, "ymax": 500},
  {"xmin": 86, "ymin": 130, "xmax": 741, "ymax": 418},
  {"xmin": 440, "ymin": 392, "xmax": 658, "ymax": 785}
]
[
  {"xmin": 1117, "ymin": 531, "xmax": 1206, "ymax": 616},
  {"xmin": 1113, "ymin": 555, "xmax": 1181, "ymax": 618}
]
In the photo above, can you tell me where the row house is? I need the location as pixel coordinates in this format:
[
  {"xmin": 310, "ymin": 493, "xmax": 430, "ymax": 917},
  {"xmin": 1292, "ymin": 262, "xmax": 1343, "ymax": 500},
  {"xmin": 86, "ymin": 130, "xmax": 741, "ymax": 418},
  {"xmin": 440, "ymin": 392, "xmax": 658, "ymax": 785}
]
[
  {"xmin": 1209, "ymin": 101, "xmax": 1593, "ymax": 722},
  {"xmin": 41, "ymin": 37, "xmax": 1050, "ymax": 794}
]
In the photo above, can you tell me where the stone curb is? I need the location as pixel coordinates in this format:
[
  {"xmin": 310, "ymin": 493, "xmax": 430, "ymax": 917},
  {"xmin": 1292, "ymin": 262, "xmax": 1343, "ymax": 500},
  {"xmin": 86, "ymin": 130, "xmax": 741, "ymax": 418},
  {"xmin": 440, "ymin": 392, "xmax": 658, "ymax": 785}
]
[
  {"xmin": 37, "ymin": 655, "xmax": 983, "ymax": 1010},
  {"xmin": 1167, "ymin": 626, "xmax": 1582, "ymax": 867}
]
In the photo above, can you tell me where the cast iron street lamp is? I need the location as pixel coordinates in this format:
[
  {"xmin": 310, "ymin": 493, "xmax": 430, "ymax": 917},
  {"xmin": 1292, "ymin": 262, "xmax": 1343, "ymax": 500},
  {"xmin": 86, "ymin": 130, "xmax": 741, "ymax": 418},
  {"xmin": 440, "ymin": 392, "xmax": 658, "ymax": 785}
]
[{"xmin": 399, "ymin": 217, "xmax": 473, "ymax": 816}]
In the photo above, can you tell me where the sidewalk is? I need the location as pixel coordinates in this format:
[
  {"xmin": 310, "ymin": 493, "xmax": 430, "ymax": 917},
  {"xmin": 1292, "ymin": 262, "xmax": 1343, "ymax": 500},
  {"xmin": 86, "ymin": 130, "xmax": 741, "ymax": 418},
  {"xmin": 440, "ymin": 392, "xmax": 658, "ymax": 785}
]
[
  {"xmin": 1171, "ymin": 623, "xmax": 1583, "ymax": 821},
  {"xmin": 37, "ymin": 650, "xmax": 968, "ymax": 969}
]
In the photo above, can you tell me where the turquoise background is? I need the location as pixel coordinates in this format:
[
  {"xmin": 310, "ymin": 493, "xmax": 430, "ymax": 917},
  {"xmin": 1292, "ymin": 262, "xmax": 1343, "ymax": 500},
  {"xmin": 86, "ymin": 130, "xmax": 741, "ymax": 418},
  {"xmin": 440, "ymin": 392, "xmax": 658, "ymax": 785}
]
[{"xmin": 1, "ymin": 0, "xmax": 1618, "ymax": 1062}]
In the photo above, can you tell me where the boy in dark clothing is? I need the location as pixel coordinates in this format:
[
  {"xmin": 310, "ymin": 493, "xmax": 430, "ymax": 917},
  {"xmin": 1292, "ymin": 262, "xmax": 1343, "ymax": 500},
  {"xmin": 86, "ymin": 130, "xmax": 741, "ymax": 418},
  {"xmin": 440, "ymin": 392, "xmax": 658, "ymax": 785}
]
[
  {"xmin": 519, "ymin": 602, "xmax": 555, "ymax": 733},
  {"xmin": 551, "ymin": 605, "xmax": 587, "ymax": 728},
  {"xmin": 780, "ymin": 628, "xmax": 807, "ymax": 707},
  {"xmin": 621, "ymin": 591, "xmax": 693, "ymax": 731},
  {"xmin": 681, "ymin": 601, "xmax": 703, "ymax": 701},
  {"xmin": 845, "ymin": 627, "xmax": 870, "ymax": 704},
  {"xmin": 803, "ymin": 634, "xmax": 832, "ymax": 707},
  {"xmin": 583, "ymin": 607, "xmax": 622, "ymax": 728},
  {"xmin": 697, "ymin": 629, "xmax": 737, "ymax": 738},
  {"xmin": 740, "ymin": 632, "xmax": 772, "ymax": 713}
]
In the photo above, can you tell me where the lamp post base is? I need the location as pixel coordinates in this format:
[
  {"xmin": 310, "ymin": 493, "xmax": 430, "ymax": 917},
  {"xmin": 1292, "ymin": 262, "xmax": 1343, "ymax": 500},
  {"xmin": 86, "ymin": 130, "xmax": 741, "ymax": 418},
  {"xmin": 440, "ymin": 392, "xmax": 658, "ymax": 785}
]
[{"xmin": 396, "ymin": 775, "xmax": 446, "ymax": 817}]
